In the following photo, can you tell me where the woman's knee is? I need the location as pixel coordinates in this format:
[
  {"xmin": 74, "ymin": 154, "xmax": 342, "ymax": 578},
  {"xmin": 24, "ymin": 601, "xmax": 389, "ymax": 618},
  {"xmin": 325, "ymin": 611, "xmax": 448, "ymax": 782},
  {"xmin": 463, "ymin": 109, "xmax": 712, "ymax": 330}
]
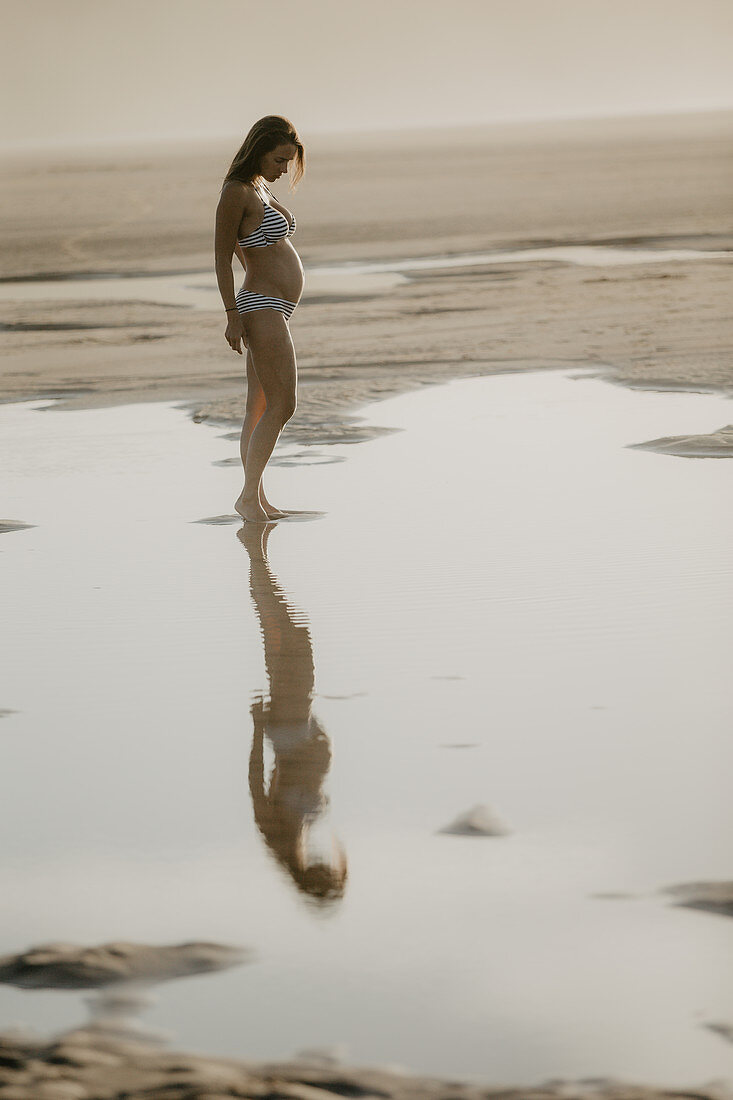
[{"xmin": 272, "ymin": 392, "xmax": 296, "ymax": 425}]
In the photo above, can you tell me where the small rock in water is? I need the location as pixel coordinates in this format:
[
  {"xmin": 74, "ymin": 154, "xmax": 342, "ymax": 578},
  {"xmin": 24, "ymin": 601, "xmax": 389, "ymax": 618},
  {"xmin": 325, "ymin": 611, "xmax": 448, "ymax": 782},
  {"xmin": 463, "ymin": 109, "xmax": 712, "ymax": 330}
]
[
  {"xmin": 438, "ymin": 804, "xmax": 509, "ymax": 837},
  {"xmin": 703, "ymin": 1021, "xmax": 733, "ymax": 1045},
  {"xmin": 661, "ymin": 880, "xmax": 733, "ymax": 919}
]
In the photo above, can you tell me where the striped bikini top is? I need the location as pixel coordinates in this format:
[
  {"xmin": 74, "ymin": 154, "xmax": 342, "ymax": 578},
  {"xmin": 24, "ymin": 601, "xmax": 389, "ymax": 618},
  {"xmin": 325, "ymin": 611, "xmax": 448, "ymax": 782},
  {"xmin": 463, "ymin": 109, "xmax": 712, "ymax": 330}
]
[{"xmin": 238, "ymin": 189, "xmax": 296, "ymax": 249}]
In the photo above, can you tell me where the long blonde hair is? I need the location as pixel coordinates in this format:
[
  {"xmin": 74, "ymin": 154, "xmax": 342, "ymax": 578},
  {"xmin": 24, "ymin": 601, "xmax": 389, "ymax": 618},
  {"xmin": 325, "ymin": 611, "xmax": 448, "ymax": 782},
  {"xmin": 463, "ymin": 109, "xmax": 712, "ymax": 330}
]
[{"xmin": 224, "ymin": 115, "xmax": 305, "ymax": 190}]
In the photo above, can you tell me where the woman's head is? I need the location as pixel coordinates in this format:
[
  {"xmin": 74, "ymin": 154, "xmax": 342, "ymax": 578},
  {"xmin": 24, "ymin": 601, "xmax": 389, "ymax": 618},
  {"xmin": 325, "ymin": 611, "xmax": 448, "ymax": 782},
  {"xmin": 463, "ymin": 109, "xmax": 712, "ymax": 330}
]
[{"xmin": 225, "ymin": 115, "xmax": 305, "ymax": 189}]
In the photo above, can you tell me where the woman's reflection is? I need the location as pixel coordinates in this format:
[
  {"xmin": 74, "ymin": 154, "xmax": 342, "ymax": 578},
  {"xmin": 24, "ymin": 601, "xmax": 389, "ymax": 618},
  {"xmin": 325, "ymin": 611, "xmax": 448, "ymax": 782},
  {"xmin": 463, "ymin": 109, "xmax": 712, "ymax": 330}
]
[{"xmin": 238, "ymin": 523, "xmax": 347, "ymax": 906}]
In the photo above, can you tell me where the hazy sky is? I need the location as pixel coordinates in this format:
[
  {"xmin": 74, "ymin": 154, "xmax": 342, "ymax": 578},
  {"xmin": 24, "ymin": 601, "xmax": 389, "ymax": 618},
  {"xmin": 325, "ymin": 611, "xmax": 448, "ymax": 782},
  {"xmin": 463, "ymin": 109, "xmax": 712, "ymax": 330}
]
[{"xmin": 2, "ymin": 0, "xmax": 732, "ymax": 149}]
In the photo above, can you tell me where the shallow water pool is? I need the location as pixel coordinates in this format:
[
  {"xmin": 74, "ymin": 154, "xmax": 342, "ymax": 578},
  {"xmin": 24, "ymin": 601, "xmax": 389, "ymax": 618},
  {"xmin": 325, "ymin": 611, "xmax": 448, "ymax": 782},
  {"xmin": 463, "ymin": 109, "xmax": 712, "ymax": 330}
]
[{"xmin": 0, "ymin": 369, "xmax": 731, "ymax": 1086}]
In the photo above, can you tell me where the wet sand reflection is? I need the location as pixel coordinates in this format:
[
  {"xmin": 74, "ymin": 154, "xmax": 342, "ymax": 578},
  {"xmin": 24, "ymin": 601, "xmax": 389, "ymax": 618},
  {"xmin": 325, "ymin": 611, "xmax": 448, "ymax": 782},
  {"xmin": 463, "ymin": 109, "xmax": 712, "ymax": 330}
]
[{"xmin": 238, "ymin": 524, "xmax": 347, "ymax": 907}]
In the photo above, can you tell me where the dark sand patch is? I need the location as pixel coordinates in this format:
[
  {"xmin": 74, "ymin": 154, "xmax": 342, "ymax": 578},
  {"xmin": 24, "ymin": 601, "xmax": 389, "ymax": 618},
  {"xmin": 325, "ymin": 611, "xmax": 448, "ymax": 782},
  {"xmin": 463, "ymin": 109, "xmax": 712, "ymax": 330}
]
[
  {"xmin": 192, "ymin": 514, "xmax": 241, "ymax": 525},
  {"xmin": 194, "ymin": 510, "xmax": 326, "ymax": 525},
  {"xmin": 263, "ymin": 510, "xmax": 328, "ymax": 522},
  {"xmin": 0, "ymin": 321, "xmax": 166, "ymax": 333},
  {"xmin": 316, "ymin": 693, "xmax": 368, "ymax": 700},
  {"xmin": 212, "ymin": 455, "xmax": 348, "ymax": 469},
  {"xmin": 0, "ymin": 520, "xmax": 35, "ymax": 535}
]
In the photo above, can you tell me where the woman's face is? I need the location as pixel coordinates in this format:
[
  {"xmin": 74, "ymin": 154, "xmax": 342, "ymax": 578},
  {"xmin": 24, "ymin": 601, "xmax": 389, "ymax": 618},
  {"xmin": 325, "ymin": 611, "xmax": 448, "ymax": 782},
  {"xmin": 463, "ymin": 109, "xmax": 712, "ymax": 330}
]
[{"xmin": 259, "ymin": 142, "xmax": 297, "ymax": 183}]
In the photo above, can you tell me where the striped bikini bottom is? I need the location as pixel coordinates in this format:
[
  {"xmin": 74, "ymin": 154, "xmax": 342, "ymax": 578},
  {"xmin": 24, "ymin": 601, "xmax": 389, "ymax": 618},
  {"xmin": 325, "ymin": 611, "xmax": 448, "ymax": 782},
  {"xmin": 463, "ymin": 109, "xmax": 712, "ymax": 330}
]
[{"xmin": 235, "ymin": 287, "xmax": 297, "ymax": 321}]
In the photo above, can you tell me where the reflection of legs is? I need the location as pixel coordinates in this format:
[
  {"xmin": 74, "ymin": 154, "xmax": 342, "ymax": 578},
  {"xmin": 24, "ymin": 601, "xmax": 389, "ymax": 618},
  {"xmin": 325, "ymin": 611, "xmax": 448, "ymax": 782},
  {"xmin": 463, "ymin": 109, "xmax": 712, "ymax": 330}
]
[
  {"xmin": 237, "ymin": 522, "xmax": 315, "ymax": 721},
  {"xmin": 235, "ymin": 311, "xmax": 297, "ymax": 523},
  {"xmin": 239, "ymin": 351, "xmax": 285, "ymax": 519}
]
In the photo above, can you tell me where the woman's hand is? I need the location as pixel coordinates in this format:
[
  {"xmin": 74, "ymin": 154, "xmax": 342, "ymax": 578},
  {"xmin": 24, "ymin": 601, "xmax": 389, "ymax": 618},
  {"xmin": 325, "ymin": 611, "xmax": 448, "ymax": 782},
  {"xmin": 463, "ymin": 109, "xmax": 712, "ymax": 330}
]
[{"xmin": 225, "ymin": 312, "xmax": 247, "ymax": 355}]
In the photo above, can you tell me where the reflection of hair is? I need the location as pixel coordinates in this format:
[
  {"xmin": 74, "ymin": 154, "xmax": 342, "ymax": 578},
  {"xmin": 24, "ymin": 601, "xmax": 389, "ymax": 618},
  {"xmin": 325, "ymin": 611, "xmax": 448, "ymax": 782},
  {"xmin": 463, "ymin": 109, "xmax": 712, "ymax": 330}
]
[
  {"xmin": 224, "ymin": 115, "xmax": 305, "ymax": 189},
  {"xmin": 298, "ymin": 860, "xmax": 347, "ymax": 906},
  {"xmin": 249, "ymin": 702, "xmax": 347, "ymax": 908}
]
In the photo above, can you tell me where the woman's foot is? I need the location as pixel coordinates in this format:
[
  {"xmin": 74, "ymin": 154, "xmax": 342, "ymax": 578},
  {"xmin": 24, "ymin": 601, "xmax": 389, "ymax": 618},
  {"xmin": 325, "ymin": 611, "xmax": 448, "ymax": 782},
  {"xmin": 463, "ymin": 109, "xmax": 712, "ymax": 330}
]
[
  {"xmin": 235, "ymin": 494, "xmax": 271, "ymax": 523},
  {"xmin": 261, "ymin": 502, "xmax": 287, "ymax": 518},
  {"xmin": 258, "ymin": 488, "xmax": 287, "ymax": 518},
  {"xmin": 235, "ymin": 487, "xmax": 286, "ymax": 520}
]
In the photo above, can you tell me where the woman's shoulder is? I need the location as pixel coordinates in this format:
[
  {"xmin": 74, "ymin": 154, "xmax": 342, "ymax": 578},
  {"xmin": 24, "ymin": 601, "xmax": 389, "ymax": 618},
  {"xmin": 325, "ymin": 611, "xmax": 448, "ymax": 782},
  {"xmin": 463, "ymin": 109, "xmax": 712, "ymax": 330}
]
[{"xmin": 219, "ymin": 178, "xmax": 260, "ymax": 211}]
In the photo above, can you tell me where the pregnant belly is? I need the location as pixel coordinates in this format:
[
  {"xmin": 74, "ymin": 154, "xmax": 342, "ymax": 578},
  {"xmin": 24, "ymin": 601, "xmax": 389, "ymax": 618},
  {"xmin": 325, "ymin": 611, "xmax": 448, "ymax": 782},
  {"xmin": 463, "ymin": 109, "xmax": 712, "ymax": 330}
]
[{"xmin": 243, "ymin": 242, "xmax": 304, "ymax": 303}]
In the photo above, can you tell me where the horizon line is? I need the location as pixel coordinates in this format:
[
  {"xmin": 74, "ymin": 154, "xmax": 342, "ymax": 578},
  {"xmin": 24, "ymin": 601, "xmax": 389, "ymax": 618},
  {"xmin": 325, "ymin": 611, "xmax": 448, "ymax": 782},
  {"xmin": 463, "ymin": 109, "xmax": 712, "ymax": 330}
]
[{"xmin": 2, "ymin": 104, "xmax": 732, "ymax": 158}]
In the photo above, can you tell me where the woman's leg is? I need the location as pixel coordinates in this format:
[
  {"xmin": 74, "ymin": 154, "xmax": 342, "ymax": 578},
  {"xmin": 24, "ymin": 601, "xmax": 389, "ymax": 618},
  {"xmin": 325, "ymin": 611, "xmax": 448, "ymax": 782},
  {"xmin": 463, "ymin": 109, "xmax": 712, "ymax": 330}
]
[
  {"xmin": 235, "ymin": 310, "xmax": 297, "ymax": 523},
  {"xmin": 239, "ymin": 350, "xmax": 285, "ymax": 519}
]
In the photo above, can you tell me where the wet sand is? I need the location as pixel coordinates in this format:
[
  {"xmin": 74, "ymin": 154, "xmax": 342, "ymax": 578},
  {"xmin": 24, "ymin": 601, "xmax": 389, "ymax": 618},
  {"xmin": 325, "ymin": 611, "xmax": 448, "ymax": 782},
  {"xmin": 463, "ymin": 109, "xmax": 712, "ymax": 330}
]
[{"xmin": 1, "ymin": 1028, "xmax": 731, "ymax": 1100}]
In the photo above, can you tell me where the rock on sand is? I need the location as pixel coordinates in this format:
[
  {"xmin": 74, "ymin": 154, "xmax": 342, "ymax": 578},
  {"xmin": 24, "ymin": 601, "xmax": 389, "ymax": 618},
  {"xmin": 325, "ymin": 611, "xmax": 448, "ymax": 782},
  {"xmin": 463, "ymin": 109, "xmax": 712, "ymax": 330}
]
[{"xmin": 0, "ymin": 941, "xmax": 251, "ymax": 990}]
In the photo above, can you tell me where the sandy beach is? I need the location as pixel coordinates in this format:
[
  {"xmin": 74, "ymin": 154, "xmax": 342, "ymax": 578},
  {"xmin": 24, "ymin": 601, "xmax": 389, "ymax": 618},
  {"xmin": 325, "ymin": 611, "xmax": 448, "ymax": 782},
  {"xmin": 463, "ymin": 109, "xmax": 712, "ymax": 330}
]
[
  {"xmin": 1, "ymin": 111, "xmax": 732, "ymax": 439},
  {"xmin": 1, "ymin": 111, "xmax": 732, "ymax": 1097}
]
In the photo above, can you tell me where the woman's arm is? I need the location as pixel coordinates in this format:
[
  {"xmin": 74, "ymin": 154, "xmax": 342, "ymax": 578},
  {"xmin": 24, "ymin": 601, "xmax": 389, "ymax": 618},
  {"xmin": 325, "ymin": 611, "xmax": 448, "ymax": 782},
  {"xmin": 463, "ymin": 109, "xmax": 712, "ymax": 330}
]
[{"xmin": 215, "ymin": 183, "xmax": 248, "ymax": 353}]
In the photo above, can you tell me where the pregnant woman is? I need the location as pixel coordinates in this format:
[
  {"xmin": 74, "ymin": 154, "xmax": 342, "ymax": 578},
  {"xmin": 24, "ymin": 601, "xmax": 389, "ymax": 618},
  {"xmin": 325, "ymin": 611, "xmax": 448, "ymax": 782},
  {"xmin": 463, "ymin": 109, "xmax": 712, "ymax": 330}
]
[{"xmin": 215, "ymin": 116, "xmax": 305, "ymax": 522}]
